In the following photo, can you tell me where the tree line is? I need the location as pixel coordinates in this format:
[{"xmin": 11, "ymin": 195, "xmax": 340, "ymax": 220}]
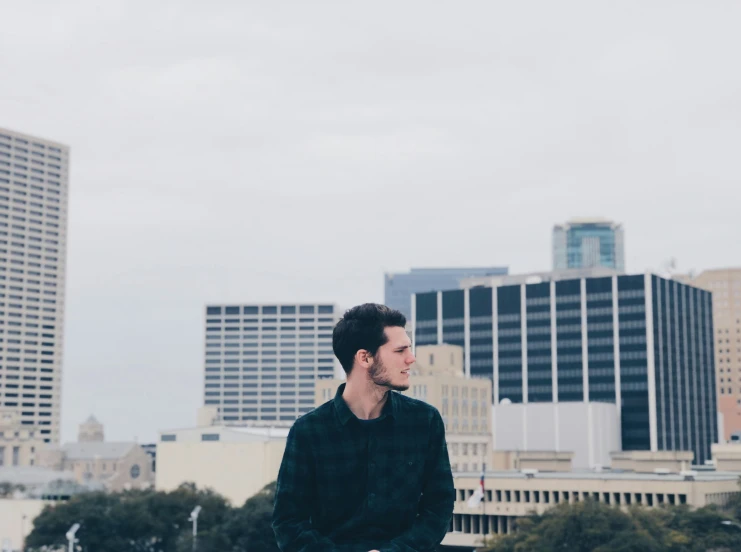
[{"xmin": 23, "ymin": 479, "xmax": 741, "ymax": 551}]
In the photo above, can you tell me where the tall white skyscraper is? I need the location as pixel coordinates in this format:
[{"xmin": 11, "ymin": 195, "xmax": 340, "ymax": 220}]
[
  {"xmin": 203, "ymin": 303, "xmax": 339, "ymax": 425},
  {"xmin": 0, "ymin": 128, "xmax": 69, "ymax": 444}
]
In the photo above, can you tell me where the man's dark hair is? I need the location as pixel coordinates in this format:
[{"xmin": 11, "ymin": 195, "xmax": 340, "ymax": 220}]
[{"xmin": 332, "ymin": 303, "xmax": 407, "ymax": 374}]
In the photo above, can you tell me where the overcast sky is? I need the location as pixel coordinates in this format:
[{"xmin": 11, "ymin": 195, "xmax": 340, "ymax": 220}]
[{"xmin": 1, "ymin": 1, "xmax": 739, "ymax": 443}]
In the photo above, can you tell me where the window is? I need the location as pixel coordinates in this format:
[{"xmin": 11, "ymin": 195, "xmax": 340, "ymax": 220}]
[
  {"xmin": 201, "ymin": 433, "xmax": 220, "ymax": 441},
  {"xmin": 160, "ymin": 434, "xmax": 176, "ymax": 442}
]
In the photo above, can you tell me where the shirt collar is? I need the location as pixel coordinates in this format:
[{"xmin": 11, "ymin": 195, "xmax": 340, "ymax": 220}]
[{"xmin": 333, "ymin": 382, "xmax": 398, "ymax": 426}]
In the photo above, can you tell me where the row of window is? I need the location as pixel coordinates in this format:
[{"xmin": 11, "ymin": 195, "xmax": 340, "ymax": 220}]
[{"xmin": 207, "ymin": 305, "xmax": 333, "ymax": 316}]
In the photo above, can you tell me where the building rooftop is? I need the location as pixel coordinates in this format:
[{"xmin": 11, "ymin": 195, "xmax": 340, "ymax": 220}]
[
  {"xmin": 454, "ymin": 469, "xmax": 740, "ymax": 483},
  {"xmin": 159, "ymin": 425, "xmax": 290, "ymax": 442},
  {"xmin": 60, "ymin": 442, "xmax": 137, "ymax": 460}
]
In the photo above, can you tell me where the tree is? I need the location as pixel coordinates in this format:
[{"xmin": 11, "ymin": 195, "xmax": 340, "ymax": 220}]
[
  {"xmin": 25, "ymin": 483, "xmax": 232, "ymax": 552},
  {"xmin": 484, "ymin": 500, "xmax": 741, "ymax": 552},
  {"xmin": 212, "ymin": 482, "xmax": 280, "ymax": 552}
]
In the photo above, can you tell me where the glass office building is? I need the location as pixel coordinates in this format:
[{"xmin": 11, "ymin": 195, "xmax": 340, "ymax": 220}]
[
  {"xmin": 553, "ymin": 219, "xmax": 625, "ymax": 273},
  {"xmin": 412, "ymin": 274, "xmax": 717, "ymax": 464},
  {"xmin": 203, "ymin": 304, "xmax": 338, "ymax": 424},
  {"xmin": 385, "ymin": 267, "xmax": 508, "ymax": 321}
]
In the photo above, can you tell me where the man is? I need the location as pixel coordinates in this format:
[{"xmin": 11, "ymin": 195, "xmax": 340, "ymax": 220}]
[{"xmin": 273, "ymin": 303, "xmax": 455, "ymax": 552}]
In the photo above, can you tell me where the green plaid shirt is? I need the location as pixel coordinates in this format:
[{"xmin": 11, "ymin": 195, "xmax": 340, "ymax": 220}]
[{"xmin": 273, "ymin": 383, "xmax": 455, "ymax": 552}]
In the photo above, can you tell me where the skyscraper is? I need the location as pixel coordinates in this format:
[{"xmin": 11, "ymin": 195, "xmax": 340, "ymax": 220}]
[
  {"xmin": 553, "ymin": 218, "xmax": 625, "ymax": 273},
  {"xmin": 384, "ymin": 267, "xmax": 508, "ymax": 321},
  {"xmin": 0, "ymin": 128, "xmax": 69, "ymax": 444},
  {"xmin": 203, "ymin": 303, "xmax": 339, "ymax": 424},
  {"xmin": 412, "ymin": 273, "xmax": 718, "ymax": 464},
  {"xmin": 691, "ymin": 268, "xmax": 741, "ymax": 441}
]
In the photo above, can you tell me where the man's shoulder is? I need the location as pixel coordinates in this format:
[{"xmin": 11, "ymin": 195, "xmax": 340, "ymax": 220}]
[
  {"xmin": 291, "ymin": 400, "xmax": 334, "ymax": 432},
  {"xmin": 394, "ymin": 392, "xmax": 440, "ymax": 420}
]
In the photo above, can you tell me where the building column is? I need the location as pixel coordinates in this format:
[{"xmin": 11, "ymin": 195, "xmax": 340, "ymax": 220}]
[
  {"xmin": 644, "ymin": 273, "xmax": 658, "ymax": 451},
  {"xmin": 436, "ymin": 291, "xmax": 443, "ymax": 345}
]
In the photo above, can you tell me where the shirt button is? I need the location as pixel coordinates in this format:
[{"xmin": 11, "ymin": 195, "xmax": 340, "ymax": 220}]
[
  {"xmin": 369, "ymin": 493, "xmax": 376, "ymax": 498},
  {"xmin": 370, "ymin": 462, "xmax": 376, "ymax": 469}
]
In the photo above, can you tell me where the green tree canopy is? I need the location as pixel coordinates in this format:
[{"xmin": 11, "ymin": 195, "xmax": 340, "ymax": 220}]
[
  {"xmin": 485, "ymin": 500, "xmax": 741, "ymax": 552},
  {"xmin": 25, "ymin": 482, "xmax": 275, "ymax": 552}
]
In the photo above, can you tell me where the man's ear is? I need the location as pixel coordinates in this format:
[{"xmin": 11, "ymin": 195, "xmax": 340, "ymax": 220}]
[{"xmin": 354, "ymin": 349, "xmax": 372, "ymax": 369}]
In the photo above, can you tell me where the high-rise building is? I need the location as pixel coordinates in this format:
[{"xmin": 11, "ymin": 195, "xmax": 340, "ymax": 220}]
[
  {"xmin": 203, "ymin": 303, "xmax": 339, "ymax": 424},
  {"xmin": 553, "ymin": 218, "xmax": 625, "ymax": 273},
  {"xmin": 412, "ymin": 273, "xmax": 718, "ymax": 464},
  {"xmin": 0, "ymin": 128, "xmax": 69, "ymax": 444},
  {"xmin": 384, "ymin": 267, "xmax": 508, "ymax": 321},
  {"xmin": 690, "ymin": 268, "xmax": 741, "ymax": 441}
]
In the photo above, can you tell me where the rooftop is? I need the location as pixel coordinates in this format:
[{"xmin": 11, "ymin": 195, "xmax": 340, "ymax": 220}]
[
  {"xmin": 60, "ymin": 442, "xmax": 137, "ymax": 460},
  {"xmin": 453, "ymin": 469, "xmax": 741, "ymax": 483}
]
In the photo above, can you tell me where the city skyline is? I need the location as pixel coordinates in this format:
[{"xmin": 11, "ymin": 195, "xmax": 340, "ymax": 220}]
[{"xmin": 1, "ymin": 1, "xmax": 740, "ymax": 442}]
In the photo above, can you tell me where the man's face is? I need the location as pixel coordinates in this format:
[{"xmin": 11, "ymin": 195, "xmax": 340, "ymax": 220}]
[{"xmin": 368, "ymin": 326, "xmax": 416, "ymax": 392}]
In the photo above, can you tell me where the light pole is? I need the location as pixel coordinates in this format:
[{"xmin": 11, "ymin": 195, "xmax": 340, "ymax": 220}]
[
  {"xmin": 20, "ymin": 514, "xmax": 27, "ymax": 552},
  {"xmin": 65, "ymin": 523, "xmax": 80, "ymax": 552},
  {"xmin": 188, "ymin": 506, "xmax": 202, "ymax": 552},
  {"xmin": 721, "ymin": 520, "xmax": 741, "ymax": 531}
]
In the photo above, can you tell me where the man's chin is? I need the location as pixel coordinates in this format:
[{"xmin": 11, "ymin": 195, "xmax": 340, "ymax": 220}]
[{"xmin": 389, "ymin": 383, "xmax": 410, "ymax": 392}]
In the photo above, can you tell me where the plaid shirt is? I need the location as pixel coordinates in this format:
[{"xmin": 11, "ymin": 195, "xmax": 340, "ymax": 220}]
[{"xmin": 273, "ymin": 383, "xmax": 455, "ymax": 552}]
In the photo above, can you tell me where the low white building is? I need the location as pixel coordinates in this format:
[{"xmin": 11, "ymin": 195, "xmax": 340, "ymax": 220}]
[
  {"xmin": 493, "ymin": 401, "xmax": 621, "ymax": 469},
  {"xmin": 0, "ymin": 498, "xmax": 48, "ymax": 551},
  {"xmin": 155, "ymin": 425, "xmax": 287, "ymax": 506}
]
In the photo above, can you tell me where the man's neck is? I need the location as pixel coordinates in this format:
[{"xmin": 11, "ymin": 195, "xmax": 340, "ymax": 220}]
[{"xmin": 342, "ymin": 377, "xmax": 389, "ymax": 420}]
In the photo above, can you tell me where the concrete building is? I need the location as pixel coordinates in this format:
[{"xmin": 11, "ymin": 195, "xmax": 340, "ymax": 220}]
[
  {"xmin": 445, "ymin": 466, "xmax": 741, "ymax": 548},
  {"xmin": 492, "ymin": 401, "xmax": 621, "ymax": 469},
  {"xmin": 489, "ymin": 450, "xmax": 574, "ymax": 472},
  {"xmin": 609, "ymin": 450, "xmax": 695, "ymax": 472},
  {"xmin": 204, "ymin": 303, "xmax": 340, "ymax": 425},
  {"xmin": 0, "ymin": 408, "xmax": 45, "ymax": 467},
  {"xmin": 384, "ymin": 267, "xmax": 508, "ymax": 321},
  {"xmin": 0, "ymin": 128, "xmax": 70, "ymax": 444},
  {"xmin": 552, "ymin": 218, "xmax": 625, "ymax": 273},
  {"xmin": 156, "ymin": 425, "xmax": 287, "ymax": 506},
  {"xmin": 712, "ymin": 442, "xmax": 741, "ymax": 471},
  {"xmin": 36, "ymin": 416, "xmax": 153, "ymax": 491},
  {"xmin": 0, "ymin": 498, "xmax": 48, "ymax": 552},
  {"xmin": 315, "ymin": 344, "xmax": 493, "ymax": 474},
  {"xmin": 413, "ymin": 273, "xmax": 718, "ymax": 464},
  {"xmin": 691, "ymin": 268, "xmax": 741, "ymax": 440}
]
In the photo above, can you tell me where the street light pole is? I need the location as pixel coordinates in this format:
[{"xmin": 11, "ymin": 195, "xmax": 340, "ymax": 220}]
[
  {"xmin": 65, "ymin": 523, "xmax": 80, "ymax": 552},
  {"xmin": 189, "ymin": 506, "xmax": 202, "ymax": 552},
  {"xmin": 20, "ymin": 515, "xmax": 27, "ymax": 552},
  {"xmin": 721, "ymin": 520, "xmax": 741, "ymax": 531}
]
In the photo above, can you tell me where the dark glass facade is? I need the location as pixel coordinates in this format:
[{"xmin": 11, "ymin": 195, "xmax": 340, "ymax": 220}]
[
  {"xmin": 469, "ymin": 287, "xmax": 494, "ymax": 385},
  {"xmin": 585, "ymin": 277, "xmax": 616, "ymax": 403},
  {"xmin": 617, "ymin": 275, "xmax": 650, "ymax": 452},
  {"xmin": 525, "ymin": 282, "xmax": 552, "ymax": 403},
  {"xmin": 413, "ymin": 274, "xmax": 717, "ymax": 462},
  {"xmin": 497, "ymin": 286, "xmax": 523, "ymax": 403},
  {"xmin": 652, "ymin": 276, "xmax": 717, "ymax": 464}
]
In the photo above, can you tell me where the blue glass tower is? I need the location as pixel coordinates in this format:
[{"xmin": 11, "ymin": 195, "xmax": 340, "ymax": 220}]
[{"xmin": 553, "ymin": 219, "xmax": 625, "ymax": 273}]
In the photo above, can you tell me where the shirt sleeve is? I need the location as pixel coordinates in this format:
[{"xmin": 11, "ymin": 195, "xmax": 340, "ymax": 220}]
[
  {"xmin": 272, "ymin": 421, "xmax": 340, "ymax": 552},
  {"xmin": 382, "ymin": 409, "xmax": 455, "ymax": 552}
]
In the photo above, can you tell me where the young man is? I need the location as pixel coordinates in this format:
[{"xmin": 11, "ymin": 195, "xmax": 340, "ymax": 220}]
[{"xmin": 273, "ymin": 303, "xmax": 455, "ymax": 552}]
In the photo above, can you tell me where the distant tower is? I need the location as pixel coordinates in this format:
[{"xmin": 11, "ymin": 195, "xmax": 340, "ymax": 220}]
[{"xmin": 78, "ymin": 415, "xmax": 105, "ymax": 442}]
